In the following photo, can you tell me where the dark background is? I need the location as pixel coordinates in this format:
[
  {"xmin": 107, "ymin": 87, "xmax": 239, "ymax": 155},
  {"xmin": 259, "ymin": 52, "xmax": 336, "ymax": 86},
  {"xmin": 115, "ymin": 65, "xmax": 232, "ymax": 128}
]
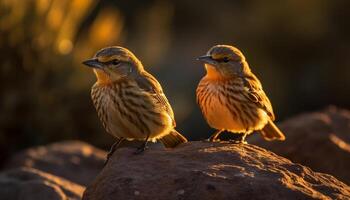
[{"xmin": 1, "ymin": 0, "xmax": 349, "ymax": 164}]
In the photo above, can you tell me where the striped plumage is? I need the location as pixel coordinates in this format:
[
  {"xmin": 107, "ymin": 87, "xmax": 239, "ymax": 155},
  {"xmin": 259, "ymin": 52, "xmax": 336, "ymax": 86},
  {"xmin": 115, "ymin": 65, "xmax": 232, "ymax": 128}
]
[
  {"xmin": 91, "ymin": 73, "xmax": 174, "ymax": 141},
  {"xmin": 196, "ymin": 45, "xmax": 285, "ymax": 142},
  {"xmin": 197, "ymin": 76, "xmax": 268, "ymax": 133},
  {"xmin": 83, "ymin": 46, "xmax": 187, "ymax": 157}
]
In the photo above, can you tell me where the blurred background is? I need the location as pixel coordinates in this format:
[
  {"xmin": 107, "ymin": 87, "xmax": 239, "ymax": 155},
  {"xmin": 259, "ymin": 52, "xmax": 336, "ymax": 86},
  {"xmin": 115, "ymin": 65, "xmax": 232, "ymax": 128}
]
[{"xmin": 1, "ymin": 0, "xmax": 349, "ymax": 164}]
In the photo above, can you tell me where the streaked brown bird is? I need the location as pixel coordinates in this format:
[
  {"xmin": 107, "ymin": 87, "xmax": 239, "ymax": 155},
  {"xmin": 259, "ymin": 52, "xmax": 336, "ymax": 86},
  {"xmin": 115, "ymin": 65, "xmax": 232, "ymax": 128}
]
[
  {"xmin": 196, "ymin": 45, "xmax": 286, "ymax": 143},
  {"xmin": 83, "ymin": 46, "xmax": 187, "ymax": 159}
]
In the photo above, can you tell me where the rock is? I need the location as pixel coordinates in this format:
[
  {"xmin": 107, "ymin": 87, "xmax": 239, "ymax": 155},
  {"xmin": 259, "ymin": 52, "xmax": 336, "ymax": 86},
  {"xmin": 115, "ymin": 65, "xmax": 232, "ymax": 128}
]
[
  {"xmin": 0, "ymin": 167, "xmax": 84, "ymax": 200},
  {"xmin": 4, "ymin": 140, "xmax": 106, "ymax": 186},
  {"xmin": 250, "ymin": 106, "xmax": 350, "ymax": 185},
  {"xmin": 83, "ymin": 141, "xmax": 350, "ymax": 200}
]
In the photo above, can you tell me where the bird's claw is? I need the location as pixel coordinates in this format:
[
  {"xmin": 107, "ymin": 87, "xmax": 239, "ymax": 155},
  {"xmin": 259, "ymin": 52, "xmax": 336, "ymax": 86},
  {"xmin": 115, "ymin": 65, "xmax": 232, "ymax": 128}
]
[
  {"xmin": 207, "ymin": 136, "xmax": 221, "ymax": 142},
  {"xmin": 239, "ymin": 140, "xmax": 248, "ymax": 144},
  {"xmin": 134, "ymin": 145, "xmax": 148, "ymax": 155},
  {"xmin": 228, "ymin": 139, "xmax": 247, "ymax": 144},
  {"xmin": 207, "ymin": 138, "xmax": 221, "ymax": 142}
]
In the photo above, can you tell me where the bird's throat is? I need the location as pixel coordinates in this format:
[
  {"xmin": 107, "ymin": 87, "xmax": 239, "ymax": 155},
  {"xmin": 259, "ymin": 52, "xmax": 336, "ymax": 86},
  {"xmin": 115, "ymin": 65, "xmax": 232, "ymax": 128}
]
[
  {"xmin": 205, "ymin": 64, "xmax": 222, "ymax": 80},
  {"xmin": 93, "ymin": 69, "xmax": 112, "ymax": 85}
]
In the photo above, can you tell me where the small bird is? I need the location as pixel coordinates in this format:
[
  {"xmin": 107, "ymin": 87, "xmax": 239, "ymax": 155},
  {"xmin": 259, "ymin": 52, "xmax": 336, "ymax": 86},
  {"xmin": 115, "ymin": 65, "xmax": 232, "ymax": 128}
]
[
  {"xmin": 196, "ymin": 45, "xmax": 285, "ymax": 143},
  {"xmin": 83, "ymin": 46, "xmax": 187, "ymax": 160}
]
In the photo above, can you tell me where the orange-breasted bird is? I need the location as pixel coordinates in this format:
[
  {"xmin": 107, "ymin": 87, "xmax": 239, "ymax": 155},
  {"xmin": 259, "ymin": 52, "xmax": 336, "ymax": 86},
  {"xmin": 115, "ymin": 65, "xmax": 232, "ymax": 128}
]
[
  {"xmin": 196, "ymin": 45, "xmax": 285, "ymax": 143},
  {"xmin": 83, "ymin": 46, "xmax": 187, "ymax": 159}
]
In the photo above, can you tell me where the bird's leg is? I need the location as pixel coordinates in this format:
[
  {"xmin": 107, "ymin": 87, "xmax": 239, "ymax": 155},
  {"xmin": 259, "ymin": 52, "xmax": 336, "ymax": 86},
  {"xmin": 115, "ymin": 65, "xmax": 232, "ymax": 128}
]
[
  {"xmin": 105, "ymin": 137, "xmax": 124, "ymax": 166},
  {"xmin": 240, "ymin": 132, "xmax": 248, "ymax": 144},
  {"xmin": 134, "ymin": 135, "xmax": 149, "ymax": 154},
  {"xmin": 208, "ymin": 130, "xmax": 223, "ymax": 142}
]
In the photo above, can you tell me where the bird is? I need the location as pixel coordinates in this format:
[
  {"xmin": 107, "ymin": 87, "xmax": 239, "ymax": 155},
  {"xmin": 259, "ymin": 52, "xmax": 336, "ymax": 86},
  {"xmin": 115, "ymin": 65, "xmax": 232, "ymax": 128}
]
[
  {"xmin": 83, "ymin": 46, "xmax": 187, "ymax": 161},
  {"xmin": 196, "ymin": 44, "xmax": 285, "ymax": 143}
]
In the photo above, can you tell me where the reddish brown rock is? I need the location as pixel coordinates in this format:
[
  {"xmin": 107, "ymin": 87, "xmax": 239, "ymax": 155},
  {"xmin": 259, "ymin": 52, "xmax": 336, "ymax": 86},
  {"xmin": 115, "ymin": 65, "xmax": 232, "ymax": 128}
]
[
  {"xmin": 250, "ymin": 106, "xmax": 350, "ymax": 185},
  {"xmin": 4, "ymin": 140, "xmax": 106, "ymax": 186},
  {"xmin": 0, "ymin": 167, "xmax": 84, "ymax": 200},
  {"xmin": 83, "ymin": 141, "xmax": 350, "ymax": 200}
]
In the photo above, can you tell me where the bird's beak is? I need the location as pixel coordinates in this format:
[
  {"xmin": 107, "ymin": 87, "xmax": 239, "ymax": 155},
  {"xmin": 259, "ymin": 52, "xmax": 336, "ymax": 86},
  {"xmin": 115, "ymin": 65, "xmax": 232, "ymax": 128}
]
[
  {"xmin": 197, "ymin": 55, "xmax": 216, "ymax": 65},
  {"xmin": 82, "ymin": 58, "xmax": 103, "ymax": 69}
]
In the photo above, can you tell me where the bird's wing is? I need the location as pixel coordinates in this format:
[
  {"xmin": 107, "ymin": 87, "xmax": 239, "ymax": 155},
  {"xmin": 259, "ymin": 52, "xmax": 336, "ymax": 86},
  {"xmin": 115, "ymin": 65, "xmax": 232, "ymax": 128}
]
[
  {"xmin": 134, "ymin": 71, "xmax": 176, "ymax": 126},
  {"xmin": 242, "ymin": 74, "xmax": 275, "ymax": 121}
]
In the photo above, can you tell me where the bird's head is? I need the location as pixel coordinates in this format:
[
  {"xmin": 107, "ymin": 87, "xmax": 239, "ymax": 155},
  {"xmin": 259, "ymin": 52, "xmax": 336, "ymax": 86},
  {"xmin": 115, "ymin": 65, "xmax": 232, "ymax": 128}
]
[
  {"xmin": 197, "ymin": 45, "xmax": 249, "ymax": 79},
  {"xmin": 83, "ymin": 46, "xmax": 144, "ymax": 84}
]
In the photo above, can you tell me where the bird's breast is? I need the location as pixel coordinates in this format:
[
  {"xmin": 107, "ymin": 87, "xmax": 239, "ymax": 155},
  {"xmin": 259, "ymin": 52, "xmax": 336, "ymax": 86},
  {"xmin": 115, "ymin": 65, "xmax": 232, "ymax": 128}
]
[
  {"xmin": 197, "ymin": 80, "xmax": 244, "ymax": 131},
  {"xmin": 197, "ymin": 78, "xmax": 268, "ymax": 133},
  {"xmin": 91, "ymin": 81, "xmax": 173, "ymax": 140}
]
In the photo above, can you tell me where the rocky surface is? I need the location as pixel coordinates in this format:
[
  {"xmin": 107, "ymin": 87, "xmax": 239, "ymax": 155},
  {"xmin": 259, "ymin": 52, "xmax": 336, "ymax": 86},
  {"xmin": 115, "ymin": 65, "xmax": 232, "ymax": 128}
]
[
  {"xmin": 83, "ymin": 141, "xmax": 350, "ymax": 200},
  {"xmin": 0, "ymin": 167, "xmax": 84, "ymax": 200},
  {"xmin": 250, "ymin": 106, "xmax": 350, "ymax": 185},
  {"xmin": 4, "ymin": 140, "xmax": 106, "ymax": 186}
]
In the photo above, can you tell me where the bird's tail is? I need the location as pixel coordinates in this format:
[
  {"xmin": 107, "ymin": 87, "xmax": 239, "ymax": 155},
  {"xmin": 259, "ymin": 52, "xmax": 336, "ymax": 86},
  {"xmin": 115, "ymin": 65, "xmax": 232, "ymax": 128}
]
[
  {"xmin": 259, "ymin": 119, "xmax": 286, "ymax": 141},
  {"xmin": 160, "ymin": 129, "xmax": 188, "ymax": 148}
]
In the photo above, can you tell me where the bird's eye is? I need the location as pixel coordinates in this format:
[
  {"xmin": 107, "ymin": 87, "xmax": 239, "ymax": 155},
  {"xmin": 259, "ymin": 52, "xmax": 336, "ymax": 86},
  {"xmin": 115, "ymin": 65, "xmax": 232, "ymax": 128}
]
[
  {"xmin": 111, "ymin": 59, "xmax": 119, "ymax": 65},
  {"xmin": 223, "ymin": 57, "xmax": 229, "ymax": 63}
]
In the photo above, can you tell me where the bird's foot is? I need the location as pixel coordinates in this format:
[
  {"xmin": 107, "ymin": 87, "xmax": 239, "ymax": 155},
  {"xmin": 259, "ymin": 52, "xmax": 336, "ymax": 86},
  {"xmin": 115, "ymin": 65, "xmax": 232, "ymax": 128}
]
[
  {"xmin": 239, "ymin": 133, "xmax": 248, "ymax": 144},
  {"xmin": 228, "ymin": 139, "xmax": 240, "ymax": 144},
  {"xmin": 239, "ymin": 140, "xmax": 248, "ymax": 144},
  {"xmin": 207, "ymin": 138, "xmax": 221, "ymax": 142},
  {"xmin": 228, "ymin": 139, "xmax": 247, "ymax": 144},
  {"xmin": 203, "ymin": 137, "xmax": 220, "ymax": 142},
  {"xmin": 207, "ymin": 135, "xmax": 221, "ymax": 142},
  {"xmin": 134, "ymin": 144, "xmax": 148, "ymax": 155},
  {"xmin": 206, "ymin": 130, "xmax": 223, "ymax": 142}
]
